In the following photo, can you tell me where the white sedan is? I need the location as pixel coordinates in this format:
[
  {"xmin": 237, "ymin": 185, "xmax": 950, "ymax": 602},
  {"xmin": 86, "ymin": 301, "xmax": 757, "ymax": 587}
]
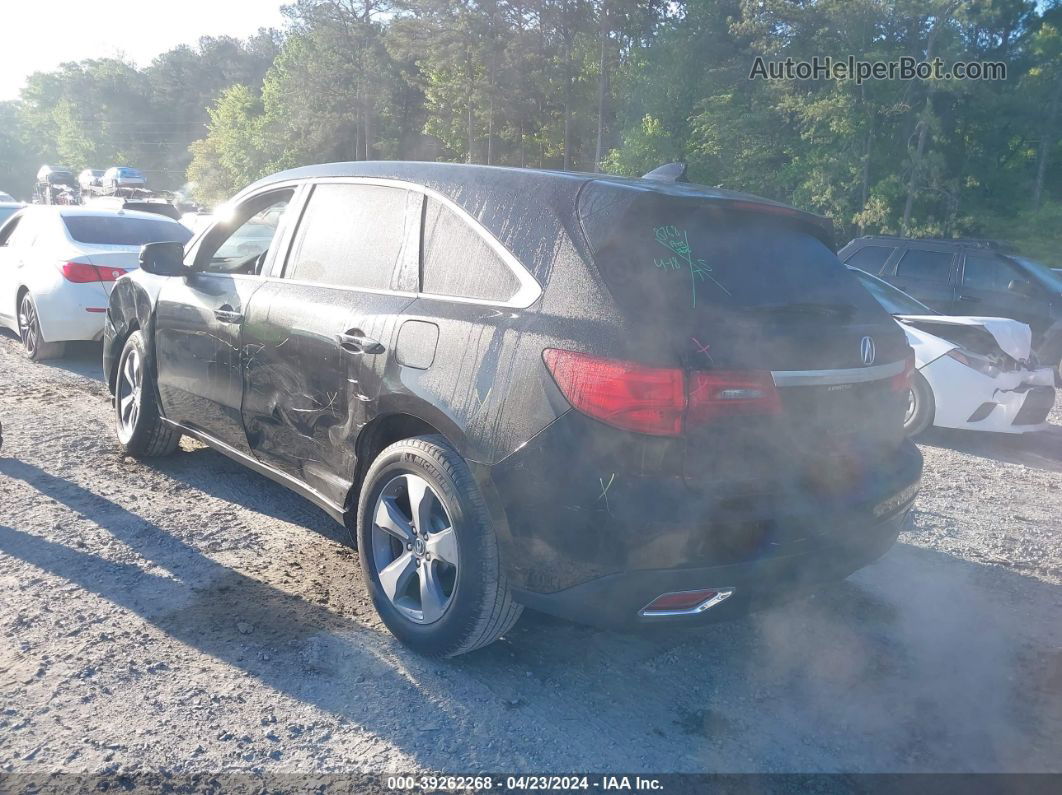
[
  {"xmin": 0, "ymin": 206, "xmax": 191, "ymax": 360},
  {"xmin": 851, "ymin": 267, "xmax": 1056, "ymax": 435}
]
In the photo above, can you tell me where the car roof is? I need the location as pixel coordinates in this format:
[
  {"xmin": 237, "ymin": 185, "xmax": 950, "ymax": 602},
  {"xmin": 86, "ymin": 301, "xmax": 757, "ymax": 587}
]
[
  {"xmin": 28, "ymin": 206, "xmax": 181, "ymax": 223},
  {"xmin": 846, "ymin": 235, "xmax": 1016, "ymax": 252},
  {"xmin": 246, "ymin": 160, "xmax": 817, "ymax": 214},
  {"xmin": 239, "ymin": 161, "xmax": 833, "ymax": 269}
]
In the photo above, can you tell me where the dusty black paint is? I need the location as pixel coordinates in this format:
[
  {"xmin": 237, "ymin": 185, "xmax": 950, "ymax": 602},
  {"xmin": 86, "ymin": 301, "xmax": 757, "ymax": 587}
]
[{"xmin": 105, "ymin": 161, "xmax": 922, "ymax": 627}]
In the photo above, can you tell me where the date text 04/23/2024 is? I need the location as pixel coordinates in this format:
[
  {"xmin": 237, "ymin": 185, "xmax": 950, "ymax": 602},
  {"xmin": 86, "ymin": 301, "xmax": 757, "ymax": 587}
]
[{"xmin": 386, "ymin": 775, "xmax": 664, "ymax": 791}]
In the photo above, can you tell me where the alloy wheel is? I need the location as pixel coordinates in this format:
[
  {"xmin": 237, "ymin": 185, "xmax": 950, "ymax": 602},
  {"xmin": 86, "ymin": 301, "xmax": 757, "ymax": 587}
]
[
  {"xmin": 18, "ymin": 295, "xmax": 39, "ymax": 357},
  {"xmin": 371, "ymin": 473, "xmax": 459, "ymax": 625},
  {"xmin": 116, "ymin": 345, "xmax": 143, "ymax": 441},
  {"xmin": 904, "ymin": 387, "xmax": 917, "ymax": 427}
]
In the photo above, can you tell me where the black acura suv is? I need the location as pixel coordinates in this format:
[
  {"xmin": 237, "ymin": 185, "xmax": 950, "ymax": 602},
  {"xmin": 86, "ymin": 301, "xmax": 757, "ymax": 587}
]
[{"xmin": 104, "ymin": 161, "xmax": 922, "ymax": 656}]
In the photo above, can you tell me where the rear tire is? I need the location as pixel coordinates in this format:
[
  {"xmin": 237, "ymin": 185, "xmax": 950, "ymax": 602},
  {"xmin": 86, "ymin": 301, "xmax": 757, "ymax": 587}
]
[
  {"xmin": 17, "ymin": 293, "xmax": 64, "ymax": 361},
  {"xmin": 904, "ymin": 371, "xmax": 935, "ymax": 437},
  {"xmin": 357, "ymin": 435, "xmax": 522, "ymax": 657},
  {"xmin": 114, "ymin": 331, "xmax": 181, "ymax": 457}
]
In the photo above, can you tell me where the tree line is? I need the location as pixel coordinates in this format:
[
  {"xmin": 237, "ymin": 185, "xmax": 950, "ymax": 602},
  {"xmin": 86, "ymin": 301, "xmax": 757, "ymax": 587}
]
[{"xmin": 2, "ymin": 0, "xmax": 1061, "ymax": 261}]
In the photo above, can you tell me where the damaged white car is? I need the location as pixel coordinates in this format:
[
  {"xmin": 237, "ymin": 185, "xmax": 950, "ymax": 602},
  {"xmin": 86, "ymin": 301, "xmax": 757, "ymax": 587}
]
[{"xmin": 851, "ymin": 267, "xmax": 1057, "ymax": 435}]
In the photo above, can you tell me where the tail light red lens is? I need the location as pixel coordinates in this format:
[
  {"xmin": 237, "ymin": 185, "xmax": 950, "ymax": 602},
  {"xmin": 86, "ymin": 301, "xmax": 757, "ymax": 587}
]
[
  {"xmin": 542, "ymin": 349, "xmax": 685, "ymax": 436},
  {"xmin": 891, "ymin": 353, "xmax": 916, "ymax": 393},
  {"xmin": 61, "ymin": 262, "xmax": 102, "ymax": 283},
  {"xmin": 95, "ymin": 266, "xmax": 127, "ymax": 281},
  {"xmin": 687, "ymin": 370, "xmax": 782, "ymax": 425},
  {"xmin": 543, "ymin": 349, "xmax": 782, "ymax": 436},
  {"xmin": 60, "ymin": 262, "xmax": 127, "ymax": 283}
]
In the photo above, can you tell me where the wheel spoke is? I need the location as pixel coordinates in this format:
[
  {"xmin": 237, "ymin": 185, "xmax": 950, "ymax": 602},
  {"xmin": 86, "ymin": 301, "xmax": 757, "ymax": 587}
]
[
  {"xmin": 374, "ymin": 496, "xmax": 414, "ymax": 544},
  {"xmin": 129, "ymin": 402, "xmax": 139, "ymax": 430},
  {"xmin": 419, "ymin": 563, "xmax": 447, "ymax": 623},
  {"xmin": 426, "ymin": 526, "xmax": 458, "ymax": 567},
  {"xmin": 120, "ymin": 393, "xmax": 134, "ymax": 419},
  {"xmin": 404, "ymin": 474, "xmax": 435, "ymax": 534},
  {"xmin": 124, "ymin": 354, "xmax": 136, "ymax": 387},
  {"xmin": 378, "ymin": 550, "xmax": 416, "ymax": 601}
]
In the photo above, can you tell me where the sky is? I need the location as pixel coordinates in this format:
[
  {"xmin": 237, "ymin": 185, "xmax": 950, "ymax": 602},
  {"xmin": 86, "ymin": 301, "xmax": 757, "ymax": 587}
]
[{"xmin": 0, "ymin": 0, "xmax": 288, "ymax": 101}]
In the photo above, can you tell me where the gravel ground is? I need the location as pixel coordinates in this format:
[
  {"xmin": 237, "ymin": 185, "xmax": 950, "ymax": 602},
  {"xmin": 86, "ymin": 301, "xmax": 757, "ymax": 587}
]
[{"xmin": 0, "ymin": 331, "xmax": 1059, "ymax": 778}]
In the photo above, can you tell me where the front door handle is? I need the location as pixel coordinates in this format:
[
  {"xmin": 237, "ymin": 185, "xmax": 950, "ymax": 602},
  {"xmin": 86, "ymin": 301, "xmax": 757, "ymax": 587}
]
[
  {"xmin": 214, "ymin": 305, "xmax": 243, "ymax": 324},
  {"xmin": 336, "ymin": 331, "xmax": 385, "ymax": 355},
  {"xmin": 958, "ymin": 294, "xmax": 980, "ymax": 303}
]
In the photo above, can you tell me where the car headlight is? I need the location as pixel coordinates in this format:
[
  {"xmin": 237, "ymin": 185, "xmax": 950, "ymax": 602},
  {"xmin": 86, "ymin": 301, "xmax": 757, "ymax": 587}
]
[{"xmin": 945, "ymin": 348, "xmax": 1000, "ymax": 378}]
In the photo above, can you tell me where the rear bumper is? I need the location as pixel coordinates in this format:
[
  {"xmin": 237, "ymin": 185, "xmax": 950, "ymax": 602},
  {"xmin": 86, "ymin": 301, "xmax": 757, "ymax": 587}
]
[
  {"xmin": 35, "ymin": 283, "xmax": 109, "ymax": 343},
  {"xmin": 512, "ymin": 508, "xmax": 906, "ymax": 627},
  {"xmin": 486, "ymin": 411, "xmax": 923, "ymax": 626}
]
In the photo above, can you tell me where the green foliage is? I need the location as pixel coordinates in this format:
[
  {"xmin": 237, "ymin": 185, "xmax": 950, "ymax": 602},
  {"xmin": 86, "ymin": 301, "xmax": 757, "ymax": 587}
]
[{"xmin": 3, "ymin": 0, "xmax": 1061, "ymax": 256}]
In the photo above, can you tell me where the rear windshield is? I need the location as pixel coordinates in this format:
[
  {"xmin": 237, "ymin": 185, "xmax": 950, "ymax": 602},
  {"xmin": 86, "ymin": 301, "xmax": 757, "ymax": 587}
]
[
  {"xmin": 578, "ymin": 183, "xmax": 885, "ymax": 316},
  {"xmin": 63, "ymin": 215, "xmax": 192, "ymax": 246}
]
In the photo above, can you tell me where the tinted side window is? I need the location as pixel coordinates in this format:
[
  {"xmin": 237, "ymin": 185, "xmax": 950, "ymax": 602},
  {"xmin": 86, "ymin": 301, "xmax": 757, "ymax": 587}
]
[
  {"xmin": 7, "ymin": 214, "xmax": 38, "ymax": 247},
  {"xmin": 844, "ymin": 245, "xmax": 893, "ymax": 272},
  {"xmin": 421, "ymin": 197, "xmax": 519, "ymax": 302},
  {"xmin": 895, "ymin": 248, "xmax": 954, "ymax": 283},
  {"xmin": 0, "ymin": 215, "xmax": 23, "ymax": 246},
  {"xmin": 286, "ymin": 183, "xmax": 407, "ymax": 290},
  {"xmin": 963, "ymin": 252, "xmax": 1018, "ymax": 291}
]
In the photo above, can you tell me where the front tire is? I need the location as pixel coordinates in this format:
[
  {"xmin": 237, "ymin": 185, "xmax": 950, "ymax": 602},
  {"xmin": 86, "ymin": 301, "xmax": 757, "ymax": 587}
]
[
  {"xmin": 18, "ymin": 293, "xmax": 64, "ymax": 361},
  {"xmin": 114, "ymin": 331, "xmax": 180, "ymax": 457},
  {"xmin": 903, "ymin": 371, "xmax": 935, "ymax": 436},
  {"xmin": 357, "ymin": 435, "xmax": 522, "ymax": 657}
]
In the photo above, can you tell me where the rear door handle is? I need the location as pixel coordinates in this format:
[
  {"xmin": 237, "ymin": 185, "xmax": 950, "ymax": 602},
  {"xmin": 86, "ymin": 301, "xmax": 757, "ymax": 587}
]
[
  {"xmin": 958, "ymin": 294, "xmax": 980, "ymax": 303},
  {"xmin": 214, "ymin": 305, "xmax": 243, "ymax": 324},
  {"xmin": 336, "ymin": 331, "xmax": 385, "ymax": 355}
]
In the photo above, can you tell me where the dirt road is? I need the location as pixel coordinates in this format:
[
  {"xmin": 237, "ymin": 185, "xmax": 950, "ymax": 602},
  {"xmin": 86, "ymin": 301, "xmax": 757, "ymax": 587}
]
[{"xmin": 1, "ymin": 332, "xmax": 1059, "ymax": 776}]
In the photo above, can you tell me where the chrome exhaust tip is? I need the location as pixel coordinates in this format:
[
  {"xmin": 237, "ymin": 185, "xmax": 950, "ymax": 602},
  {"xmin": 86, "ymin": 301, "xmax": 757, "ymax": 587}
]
[{"xmin": 639, "ymin": 588, "xmax": 734, "ymax": 618}]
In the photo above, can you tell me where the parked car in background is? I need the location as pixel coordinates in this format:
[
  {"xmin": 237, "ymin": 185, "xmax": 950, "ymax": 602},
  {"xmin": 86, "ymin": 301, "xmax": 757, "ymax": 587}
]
[
  {"xmin": 78, "ymin": 169, "xmax": 106, "ymax": 194},
  {"xmin": 103, "ymin": 161, "xmax": 922, "ymax": 656},
  {"xmin": 0, "ymin": 191, "xmax": 16, "ymax": 203},
  {"xmin": 0, "ymin": 207, "xmax": 191, "ymax": 360},
  {"xmin": 178, "ymin": 210, "xmax": 214, "ymax": 234},
  {"xmin": 33, "ymin": 166, "xmax": 80, "ymax": 205},
  {"xmin": 102, "ymin": 166, "xmax": 147, "ymax": 193},
  {"xmin": 85, "ymin": 195, "xmax": 182, "ymax": 221},
  {"xmin": 850, "ymin": 267, "xmax": 1056, "ymax": 435},
  {"xmin": 839, "ymin": 237, "xmax": 1062, "ymax": 381}
]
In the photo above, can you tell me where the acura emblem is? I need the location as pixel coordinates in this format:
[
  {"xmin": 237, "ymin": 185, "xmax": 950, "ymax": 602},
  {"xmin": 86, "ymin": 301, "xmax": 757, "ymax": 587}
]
[{"xmin": 860, "ymin": 336, "xmax": 876, "ymax": 366}]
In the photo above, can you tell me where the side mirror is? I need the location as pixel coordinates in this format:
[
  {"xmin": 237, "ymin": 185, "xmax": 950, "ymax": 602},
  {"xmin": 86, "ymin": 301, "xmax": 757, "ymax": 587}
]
[
  {"xmin": 1007, "ymin": 278, "xmax": 1034, "ymax": 296},
  {"xmin": 139, "ymin": 241, "xmax": 186, "ymax": 276}
]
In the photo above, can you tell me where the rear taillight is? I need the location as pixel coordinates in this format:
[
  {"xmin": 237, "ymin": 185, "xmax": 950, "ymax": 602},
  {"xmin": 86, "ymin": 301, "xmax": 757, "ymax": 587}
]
[
  {"xmin": 60, "ymin": 262, "xmax": 127, "ymax": 283},
  {"xmin": 687, "ymin": 370, "xmax": 781, "ymax": 424},
  {"xmin": 542, "ymin": 349, "xmax": 685, "ymax": 435},
  {"xmin": 61, "ymin": 262, "xmax": 101, "ymax": 283},
  {"xmin": 543, "ymin": 349, "xmax": 781, "ymax": 436},
  {"xmin": 95, "ymin": 266, "xmax": 127, "ymax": 281},
  {"xmin": 891, "ymin": 353, "xmax": 916, "ymax": 392}
]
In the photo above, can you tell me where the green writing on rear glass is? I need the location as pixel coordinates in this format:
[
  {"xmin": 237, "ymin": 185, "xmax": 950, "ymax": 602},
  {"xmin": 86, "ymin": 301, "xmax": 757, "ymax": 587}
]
[{"xmin": 652, "ymin": 225, "xmax": 731, "ymax": 307}]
